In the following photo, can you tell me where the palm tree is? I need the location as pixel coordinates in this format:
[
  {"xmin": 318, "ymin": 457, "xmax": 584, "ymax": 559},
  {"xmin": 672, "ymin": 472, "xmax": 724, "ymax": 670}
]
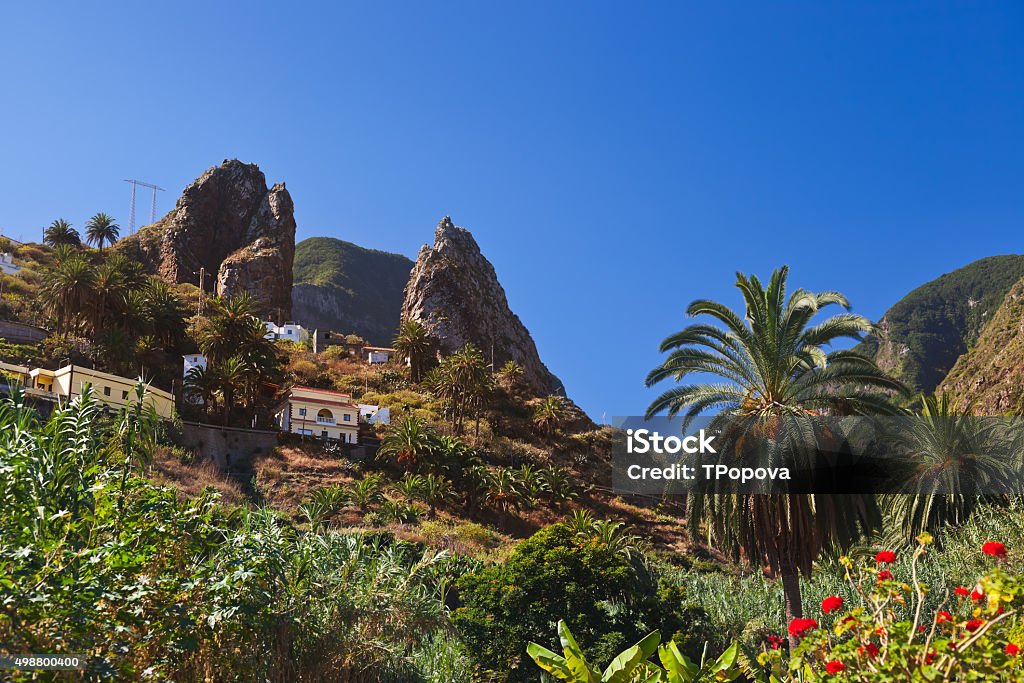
[
  {"xmin": 393, "ymin": 320, "xmax": 433, "ymax": 382},
  {"xmin": 84, "ymin": 213, "xmax": 120, "ymax": 250},
  {"xmin": 645, "ymin": 266, "xmax": 904, "ymax": 646},
  {"xmin": 415, "ymin": 474, "xmax": 455, "ymax": 518},
  {"xmin": 885, "ymin": 393, "xmax": 1018, "ymax": 542},
  {"xmin": 196, "ymin": 293, "xmax": 260, "ymax": 364},
  {"xmin": 427, "ymin": 344, "xmax": 492, "ymax": 434},
  {"xmin": 42, "ymin": 255, "xmax": 95, "ymax": 333},
  {"xmin": 378, "ymin": 415, "xmax": 436, "ymax": 471},
  {"xmin": 43, "ymin": 219, "xmax": 80, "ymax": 248},
  {"xmin": 497, "ymin": 360, "xmax": 524, "ymax": 392},
  {"xmin": 533, "ymin": 395, "xmax": 566, "ymax": 435},
  {"xmin": 184, "ymin": 364, "xmax": 220, "ymax": 414},
  {"xmin": 91, "ymin": 260, "xmax": 126, "ymax": 335},
  {"xmin": 217, "ymin": 356, "xmax": 253, "ymax": 423}
]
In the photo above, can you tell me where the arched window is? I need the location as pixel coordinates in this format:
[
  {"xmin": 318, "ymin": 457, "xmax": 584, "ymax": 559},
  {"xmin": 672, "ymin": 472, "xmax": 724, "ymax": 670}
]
[{"xmin": 316, "ymin": 408, "xmax": 334, "ymax": 424}]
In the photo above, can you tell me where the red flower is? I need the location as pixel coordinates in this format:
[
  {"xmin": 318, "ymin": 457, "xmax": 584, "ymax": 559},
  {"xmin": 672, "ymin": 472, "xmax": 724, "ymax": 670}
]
[
  {"xmin": 766, "ymin": 634, "xmax": 785, "ymax": 650},
  {"xmin": 965, "ymin": 619, "xmax": 985, "ymax": 633},
  {"xmin": 936, "ymin": 610, "xmax": 953, "ymax": 623},
  {"xmin": 858, "ymin": 643, "xmax": 880, "ymax": 658},
  {"xmin": 971, "ymin": 588, "xmax": 984, "ymax": 603},
  {"xmin": 948, "ymin": 641, "xmax": 958, "ymax": 651},
  {"xmin": 983, "ymin": 541, "xmax": 1007, "ymax": 557},
  {"xmin": 1007, "ymin": 643, "xmax": 1022, "ymax": 656},
  {"xmin": 875, "ymin": 550, "xmax": 897, "ymax": 564},
  {"xmin": 821, "ymin": 595, "xmax": 844, "ymax": 614},
  {"xmin": 877, "ymin": 570, "xmax": 894, "ymax": 582},
  {"xmin": 954, "ymin": 586, "xmax": 970, "ymax": 597},
  {"xmin": 925, "ymin": 650, "xmax": 937, "ymax": 665},
  {"xmin": 825, "ymin": 660, "xmax": 845, "ymax": 674},
  {"xmin": 788, "ymin": 618, "xmax": 819, "ymax": 638}
]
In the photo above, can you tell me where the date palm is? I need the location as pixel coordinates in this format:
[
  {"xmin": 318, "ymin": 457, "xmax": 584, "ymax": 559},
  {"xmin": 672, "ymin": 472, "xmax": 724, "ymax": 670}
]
[
  {"xmin": 84, "ymin": 213, "xmax": 120, "ymax": 250},
  {"xmin": 378, "ymin": 415, "xmax": 435, "ymax": 471},
  {"xmin": 533, "ymin": 395, "xmax": 566, "ymax": 436},
  {"xmin": 43, "ymin": 219, "xmax": 80, "ymax": 248},
  {"xmin": 886, "ymin": 393, "xmax": 1018, "ymax": 542},
  {"xmin": 645, "ymin": 266, "xmax": 904, "ymax": 645},
  {"xmin": 42, "ymin": 254, "xmax": 95, "ymax": 333},
  {"xmin": 393, "ymin": 319, "xmax": 433, "ymax": 382}
]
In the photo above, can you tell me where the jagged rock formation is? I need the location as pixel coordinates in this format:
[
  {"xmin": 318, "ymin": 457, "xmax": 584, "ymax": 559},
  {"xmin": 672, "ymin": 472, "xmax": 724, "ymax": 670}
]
[
  {"xmin": 401, "ymin": 217, "xmax": 566, "ymax": 396},
  {"xmin": 939, "ymin": 275, "xmax": 1024, "ymax": 414},
  {"xmin": 115, "ymin": 160, "xmax": 296, "ymax": 318},
  {"xmin": 858, "ymin": 255, "xmax": 1024, "ymax": 394},
  {"xmin": 292, "ymin": 237, "xmax": 413, "ymax": 346}
]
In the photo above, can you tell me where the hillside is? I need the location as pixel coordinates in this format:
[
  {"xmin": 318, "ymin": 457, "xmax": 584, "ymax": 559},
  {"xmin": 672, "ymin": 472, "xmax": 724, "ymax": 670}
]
[
  {"xmin": 939, "ymin": 274, "xmax": 1024, "ymax": 414},
  {"xmin": 858, "ymin": 254, "xmax": 1024, "ymax": 394},
  {"xmin": 291, "ymin": 237, "xmax": 413, "ymax": 346}
]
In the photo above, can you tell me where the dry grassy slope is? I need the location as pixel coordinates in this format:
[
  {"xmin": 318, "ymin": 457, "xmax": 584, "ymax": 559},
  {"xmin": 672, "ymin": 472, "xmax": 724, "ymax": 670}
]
[{"xmin": 939, "ymin": 275, "xmax": 1024, "ymax": 415}]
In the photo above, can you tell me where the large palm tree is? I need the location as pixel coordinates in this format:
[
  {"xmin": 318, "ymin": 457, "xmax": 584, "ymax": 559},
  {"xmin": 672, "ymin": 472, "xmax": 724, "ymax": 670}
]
[
  {"xmin": 43, "ymin": 219, "xmax": 80, "ymax": 248},
  {"xmin": 42, "ymin": 255, "xmax": 96, "ymax": 333},
  {"xmin": 645, "ymin": 266, "xmax": 904, "ymax": 645},
  {"xmin": 393, "ymin": 320, "xmax": 433, "ymax": 382},
  {"xmin": 885, "ymin": 393, "xmax": 1019, "ymax": 542},
  {"xmin": 84, "ymin": 213, "xmax": 120, "ymax": 250},
  {"xmin": 378, "ymin": 415, "xmax": 436, "ymax": 471},
  {"xmin": 426, "ymin": 344, "xmax": 492, "ymax": 435}
]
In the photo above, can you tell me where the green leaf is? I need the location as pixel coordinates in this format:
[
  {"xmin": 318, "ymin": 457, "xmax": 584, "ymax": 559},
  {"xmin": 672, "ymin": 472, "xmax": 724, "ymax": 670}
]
[
  {"xmin": 602, "ymin": 631, "xmax": 660, "ymax": 683},
  {"xmin": 659, "ymin": 641, "xmax": 699, "ymax": 682},
  {"xmin": 527, "ymin": 642, "xmax": 576, "ymax": 681}
]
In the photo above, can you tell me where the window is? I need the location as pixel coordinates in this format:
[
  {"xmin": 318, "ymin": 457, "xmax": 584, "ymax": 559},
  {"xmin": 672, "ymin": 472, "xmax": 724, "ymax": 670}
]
[
  {"xmin": 343, "ymin": 414, "xmax": 351, "ymax": 422},
  {"xmin": 122, "ymin": 390, "xmax": 128, "ymax": 399},
  {"xmin": 298, "ymin": 408, "xmax": 307, "ymax": 416},
  {"xmin": 103, "ymin": 386, "xmax": 111, "ymax": 396}
]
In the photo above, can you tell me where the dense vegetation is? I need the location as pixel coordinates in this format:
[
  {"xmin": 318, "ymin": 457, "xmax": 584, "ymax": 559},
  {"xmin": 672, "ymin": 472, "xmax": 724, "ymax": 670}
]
[
  {"xmin": 858, "ymin": 254, "xmax": 1024, "ymax": 394},
  {"xmin": 292, "ymin": 237, "xmax": 413, "ymax": 346}
]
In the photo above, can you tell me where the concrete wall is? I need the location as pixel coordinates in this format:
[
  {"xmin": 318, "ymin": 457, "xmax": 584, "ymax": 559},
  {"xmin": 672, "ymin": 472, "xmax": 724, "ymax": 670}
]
[
  {"xmin": 180, "ymin": 421, "xmax": 279, "ymax": 470},
  {"xmin": 0, "ymin": 320, "xmax": 48, "ymax": 345}
]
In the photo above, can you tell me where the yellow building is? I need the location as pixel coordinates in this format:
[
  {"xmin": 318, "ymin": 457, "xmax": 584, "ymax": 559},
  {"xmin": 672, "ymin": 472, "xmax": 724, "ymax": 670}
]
[
  {"xmin": 30, "ymin": 365, "xmax": 175, "ymax": 418},
  {"xmin": 0, "ymin": 361, "xmax": 31, "ymax": 389},
  {"xmin": 275, "ymin": 385, "xmax": 359, "ymax": 443}
]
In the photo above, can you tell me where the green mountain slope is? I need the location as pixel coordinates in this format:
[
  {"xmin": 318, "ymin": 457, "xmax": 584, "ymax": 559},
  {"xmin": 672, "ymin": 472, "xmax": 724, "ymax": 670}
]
[
  {"xmin": 291, "ymin": 237, "xmax": 413, "ymax": 346},
  {"xmin": 859, "ymin": 255, "xmax": 1024, "ymax": 394},
  {"xmin": 939, "ymin": 274, "xmax": 1024, "ymax": 414}
]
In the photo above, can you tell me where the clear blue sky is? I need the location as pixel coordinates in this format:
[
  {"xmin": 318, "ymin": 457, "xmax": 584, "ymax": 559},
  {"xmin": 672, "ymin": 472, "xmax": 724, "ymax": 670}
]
[{"xmin": 3, "ymin": 3, "xmax": 1022, "ymax": 420}]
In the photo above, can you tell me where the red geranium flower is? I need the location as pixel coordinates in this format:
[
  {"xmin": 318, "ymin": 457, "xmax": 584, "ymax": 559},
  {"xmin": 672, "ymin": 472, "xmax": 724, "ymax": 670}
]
[
  {"xmin": 936, "ymin": 610, "xmax": 953, "ymax": 623},
  {"xmin": 983, "ymin": 541, "xmax": 1007, "ymax": 557},
  {"xmin": 766, "ymin": 634, "xmax": 785, "ymax": 650},
  {"xmin": 877, "ymin": 570, "xmax": 894, "ymax": 582},
  {"xmin": 948, "ymin": 641, "xmax": 958, "ymax": 651},
  {"xmin": 825, "ymin": 660, "xmax": 845, "ymax": 674},
  {"xmin": 821, "ymin": 595, "xmax": 844, "ymax": 614},
  {"xmin": 965, "ymin": 619, "xmax": 985, "ymax": 633},
  {"xmin": 788, "ymin": 618, "xmax": 819, "ymax": 638},
  {"xmin": 858, "ymin": 643, "xmax": 880, "ymax": 658},
  {"xmin": 954, "ymin": 586, "xmax": 970, "ymax": 597},
  {"xmin": 971, "ymin": 588, "xmax": 984, "ymax": 603},
  {"xmin": 875, "ymin": 550, "xmax": 896, "ymax": 564},
  {"xmin": 1007, "ymin": 643, "xmax": 1022, "ymax": 656},
  {"xmin": 925, "ymin": 650, "xmax": 937, "ymax": 664}
]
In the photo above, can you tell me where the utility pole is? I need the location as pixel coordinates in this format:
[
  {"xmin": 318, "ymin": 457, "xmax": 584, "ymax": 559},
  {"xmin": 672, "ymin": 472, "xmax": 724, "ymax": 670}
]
[
  {"xmin": 124, "ymin": 179, "xmax": 165, "ymax": 233},
  {"xmin": 196, "ymin": 267, "xmax": 206, "ymax": 316}
]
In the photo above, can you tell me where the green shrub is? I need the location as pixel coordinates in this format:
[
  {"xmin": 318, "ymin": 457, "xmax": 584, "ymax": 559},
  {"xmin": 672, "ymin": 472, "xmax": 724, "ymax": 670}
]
[{"xmin": 453, "ymin": 523, "xmax": 705, "ymax": 681}]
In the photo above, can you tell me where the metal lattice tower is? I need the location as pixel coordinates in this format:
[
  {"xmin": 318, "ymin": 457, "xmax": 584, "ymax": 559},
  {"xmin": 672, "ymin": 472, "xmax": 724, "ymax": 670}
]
[{"xmin": 124, "ymin": 179, "xmax": 165, "ymax": 233}]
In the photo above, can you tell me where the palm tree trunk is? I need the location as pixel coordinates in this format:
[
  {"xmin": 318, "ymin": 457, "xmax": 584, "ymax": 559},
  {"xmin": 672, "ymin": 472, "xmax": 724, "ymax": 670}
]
[{"xmin": 781, "ymin": 558, "xmax": 803, "ymax": 651}]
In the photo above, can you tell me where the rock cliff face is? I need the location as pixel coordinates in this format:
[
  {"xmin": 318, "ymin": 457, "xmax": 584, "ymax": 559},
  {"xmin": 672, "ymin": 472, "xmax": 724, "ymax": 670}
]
[
  {"xmin": 401, "ymin": 217, "xmax": 565, "ymax": 396},
  {"xmin": 939, "ymin": 275, "xmax": 1024, "ymax": 414},
  {"xmin": 115, "ymin": 160, "xmax": 296, "ymax": 319}
]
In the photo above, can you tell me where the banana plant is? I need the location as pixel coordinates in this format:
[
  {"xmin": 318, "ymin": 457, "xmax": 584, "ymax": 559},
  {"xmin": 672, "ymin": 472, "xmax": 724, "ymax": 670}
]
[
  {"xmin": 658, "ymin": 640, "xmax": 741, "ymax": 683},
  {"xmin": 527, "ymin": 620, "xmax": 662, "ymax": 683},
  {"xmin": 527, "ymin": 620, "xmax": 742, "ymax": 683}
]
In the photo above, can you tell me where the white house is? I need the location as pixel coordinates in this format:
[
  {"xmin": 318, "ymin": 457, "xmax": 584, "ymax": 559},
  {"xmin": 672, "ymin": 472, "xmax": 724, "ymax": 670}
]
[
  {"xmin": 358, "ymin": 403, "xmax": 391, "ymax": 425},
  {"xmin": 183, "ymin": 353, "xmax": 207, "ymax": 379},
  {"xmin": 265, "ymin": 321, "xmax": 309, "ymax": 343},
  {"xmin": 275, "ymin": 386, "xmax": 360, "ymax": 443},
  {"xmin": 363, "ymin": 346, "xmax": 395, "ymax": 364},
  {"xmin": 0, "ymin": 253, "xmax": 21, "ymax": 276}
]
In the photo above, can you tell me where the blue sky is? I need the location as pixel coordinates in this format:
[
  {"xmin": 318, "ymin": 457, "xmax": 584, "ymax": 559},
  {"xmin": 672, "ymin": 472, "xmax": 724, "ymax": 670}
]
[{"xmin": 2, "ymin": 3, "xmax": 1022, "ymax": 420}]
